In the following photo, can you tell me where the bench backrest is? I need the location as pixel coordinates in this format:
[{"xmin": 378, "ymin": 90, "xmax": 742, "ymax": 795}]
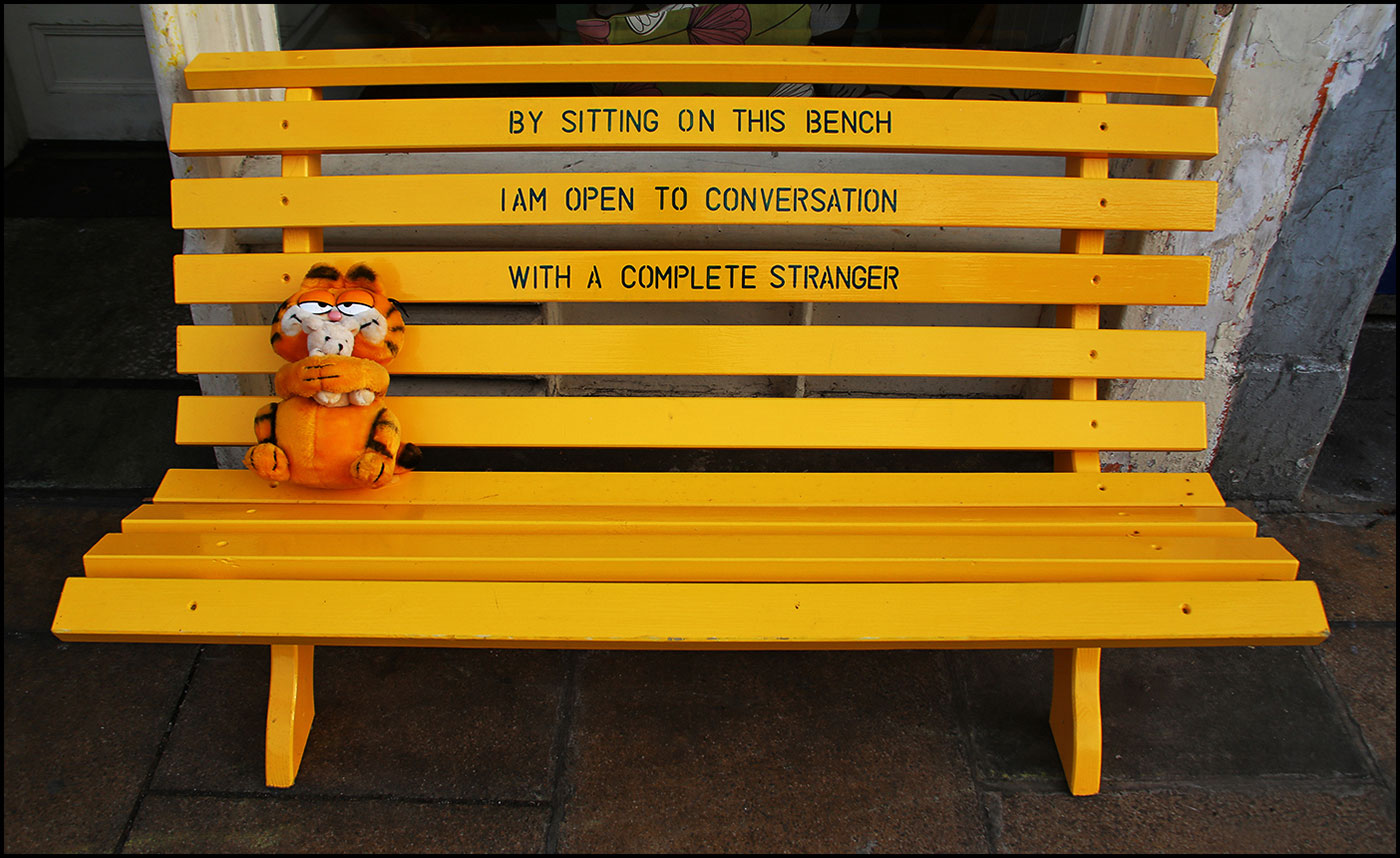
[{"xmin": 167, "ymin": 45, "xmax": 1218, "ymax": 478}]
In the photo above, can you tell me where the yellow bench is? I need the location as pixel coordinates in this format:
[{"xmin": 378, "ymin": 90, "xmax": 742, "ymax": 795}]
[{"xmin": 50, "ymin": 45, "xmax": 1329, "ymax": 795}]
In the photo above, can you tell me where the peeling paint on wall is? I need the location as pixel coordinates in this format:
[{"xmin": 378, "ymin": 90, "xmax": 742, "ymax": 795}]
[{"xmin": 1321, "ymin": 3, "xmax": 1394, "ymax": 108}]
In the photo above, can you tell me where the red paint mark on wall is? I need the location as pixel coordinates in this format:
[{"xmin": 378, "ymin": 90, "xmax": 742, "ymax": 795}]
[
  {"xmin": 1293, "ymin": 62, "xmax": 1339, "ymax": 185},
  {"xmin": 1229, "ymin": 63, "xmax": 1338, "ymax": 382}
]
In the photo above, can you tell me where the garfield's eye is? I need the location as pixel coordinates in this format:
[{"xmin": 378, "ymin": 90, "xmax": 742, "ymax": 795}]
[
  {"xmin": 336, "ymin": 302, "xmax": 372, "ymax": 315},
  {"xmin": 296, "ymin": 300, "xmax": 333, "ymax": 315}
]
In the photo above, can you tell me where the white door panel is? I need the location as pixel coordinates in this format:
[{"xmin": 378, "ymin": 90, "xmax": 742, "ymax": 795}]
[{"xmin": 4, "ymin": 4, "xmax": 162, "ymax": 140}]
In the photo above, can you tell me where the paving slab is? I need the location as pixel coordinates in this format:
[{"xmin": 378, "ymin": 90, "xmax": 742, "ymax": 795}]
[
  {"xmin": 952, "ymin": 646, "xmax": 1367, "ymax": 785},
  {"xmin": 1317, "ymin": 624, "xmax": 1397, "ymax": 788},
  {"xmin": 557, "ymin": 650, "xmax": 987, "ymax": 854},
  {"xmin": 152, "ymin": 645, "xmax": 569, "ymax": 802},
  {"xmin": 1253, "ymin": 513, "xmax": 1396, "ymax": 624},
  {"xmin": 3, "ymin": 636, "xmax": 197, "ymax": 854},
  {"xmin": 124, "ymin": 793, "xmax": 548, "ymax": 853},
  {"xmin": 994, "ymin": 786, "xmax": 1396, "ymax": 853},
  {"xmin": 4, "ymin": 501, "xmax": 132, "ymax": 634}
]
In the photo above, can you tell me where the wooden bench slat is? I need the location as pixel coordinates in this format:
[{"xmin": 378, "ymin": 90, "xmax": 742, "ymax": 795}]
[
  {"xmin": 153, "ymin": 470, "xmax": 1226, "ymax": 508},
  {"xmin": 182, "ymin": 45, "xmax": 1216, "ymax": 97},
  {"xmin": 84, "ymin": 530, "xmax": 1297, "ymax": 582},
  {"xmin": 120, "ymin": 503, "xmax": 1258, "ymax": 538},
  {"xmin": 176, "ymin": 396, "xmax": 1206, "ymax": 451},
  {"xmin": 174, "ymin": 250, "xmax": 1209, "ymax": 306},
  {"xmin": 53, "ymin": 579, "xmax": 1325, "ymax": 649},
  {"xmin": 179, "ymin": 325, "xmax": 1206, "ymax": 380},
  {"xmin": 171, "ymin": 173, "xmax": 1218, "ymax": 231},
  {"xmin": 171, "ymin": 97, "xmax": 1217, "ymax": 159}
]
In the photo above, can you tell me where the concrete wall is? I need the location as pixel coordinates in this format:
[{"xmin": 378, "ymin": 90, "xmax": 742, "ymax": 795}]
[
  {"xmin": 1212, "ymin": 21, "xmax": 1396, "ymax": 498},
  {"xmin": 1088, "ymin": 4, "xmax": 1396, "ymax": 498}
]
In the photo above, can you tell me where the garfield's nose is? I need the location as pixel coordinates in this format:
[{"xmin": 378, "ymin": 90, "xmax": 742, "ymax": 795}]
[{"xmin": 328, "ymin": 308, "xmax": 343, "ymax": 322}]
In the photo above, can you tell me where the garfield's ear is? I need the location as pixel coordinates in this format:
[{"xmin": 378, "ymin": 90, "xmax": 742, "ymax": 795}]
[
  {"xmin": 301, "ymin": 264, "xmax": 341, "ymax": 287},
  {"xmin": 345, "ymin": 263, "xmax": 382, "ymax": 293}
]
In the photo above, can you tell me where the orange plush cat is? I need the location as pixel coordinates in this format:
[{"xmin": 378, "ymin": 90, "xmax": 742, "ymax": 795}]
[{"xmin": 244, "ymin": 263, "xmax": 420, "ymax": 489}]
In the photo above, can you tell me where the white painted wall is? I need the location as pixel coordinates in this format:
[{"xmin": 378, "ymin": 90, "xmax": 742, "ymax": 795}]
[{"xmin": 141, "ymin": 3, "xmax": 282, "ymax": 468}]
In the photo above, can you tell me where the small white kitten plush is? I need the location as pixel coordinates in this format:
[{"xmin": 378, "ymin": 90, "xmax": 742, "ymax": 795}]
[{"xmin": 305, "ymin": 316, "xmax": 358, "ymax": 358}]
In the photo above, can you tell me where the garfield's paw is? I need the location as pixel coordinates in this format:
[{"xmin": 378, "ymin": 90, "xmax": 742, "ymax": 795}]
[
  {"xmin": 350, "ymin": 450, "xmax": 396, "ymax": 488},
  {"xmin": 314, "ymin": 390, "xmax": 348, "ymax": 407},
  {"xmin": 348, "ymin": 388, "xmax": 377, "ymax": 407},
  {"xmin": 275, "ymin": 355, "xmax": 389, "ymax": 400},
  {"xmin": 245, "ymin": 442, "xmax": 291, "ymax": 482}
]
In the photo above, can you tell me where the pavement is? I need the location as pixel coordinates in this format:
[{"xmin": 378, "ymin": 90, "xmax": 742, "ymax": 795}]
[{"xmin": 4, "ymin": 142, "xmax": 1395, "ymax": 853}]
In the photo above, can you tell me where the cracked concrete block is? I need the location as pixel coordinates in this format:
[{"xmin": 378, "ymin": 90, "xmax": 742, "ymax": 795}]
[{"xmin": 1211, "ymin": 363, "xmax": 1350, "ymax": 499}]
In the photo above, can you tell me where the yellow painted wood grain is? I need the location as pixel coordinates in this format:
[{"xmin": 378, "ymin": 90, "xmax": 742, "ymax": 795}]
[
  {"xmin": 171, "ymin": 97, "xmax": 1217, "ymax": 159},
  {"xmin": 173, "ymin": 250, "xmax": 1210, "ymax": 306},
  {"xmin": 151, "ymin": 469, "xmax": 1228, "ymax": 508},
  {"xmin": 82, "ymin": 529, "xmax": 1297, "ymax": 582},
  {"xmin": 52, "ymin": 579, "xmax": 1326, "ymax": 649},
  {"xmin": 170, "ymin": 173, "xmax": 1218, "ymax": 231},
  {"xmin": 119, "ymin": 502, "xmax": 1258, "ymax": 538},
  {"xmin": 265, "ymin": 644, "xmax": 314, "ymax": 789},
  {"xmin": 182, "ymin": 45, "xmax": 1215, "ymax": 97},
  {"xmin": 1050, "ymin": 646, "xmax": 1103, "ymax": 795},
  {"xmin": 175, "ymin": 395, "xmax": 1207, "ymax": 451},
  {"xmin": 177, "ymin": 325, "xmax": 1206, "ymax": 380}
]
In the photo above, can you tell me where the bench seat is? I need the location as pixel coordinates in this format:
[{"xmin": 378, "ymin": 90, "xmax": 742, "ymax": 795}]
[
  {"xmin": 54, "ymin": 579, "xmax": 1326, "ymax": 650},
  {"xmin": 64, "ymin": 467, "xmax": 1322, "ymax": 639}
]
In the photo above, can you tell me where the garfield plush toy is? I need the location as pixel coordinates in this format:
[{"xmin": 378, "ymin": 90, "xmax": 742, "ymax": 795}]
[{"xmin": 244, "ymin": 263, "xmax": 420, "ymax": 489}]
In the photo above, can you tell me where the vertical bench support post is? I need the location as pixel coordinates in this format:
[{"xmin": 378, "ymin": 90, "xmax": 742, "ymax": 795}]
[
  {"xmin": 265, "ymin": 86, "xmax": 324, "ymax": 788},
  {"xmin": 1050, "ymin": 91, "xmax": 1108, "ymax": 796},
  {"xmin": 281, "ymin": 86, "xmax": 324, "ymax": 254},
  {"xmin": 266, "ymin": 644, "xmax": 316, "ymax": 787}
]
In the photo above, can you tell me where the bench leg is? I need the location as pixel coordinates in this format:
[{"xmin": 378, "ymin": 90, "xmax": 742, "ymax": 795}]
[
  {"xmin": 266, "ymin": 644, "xmax": 315, "ymax": 788},
  {"xmin": 1049, "ymin": 647, "xmax": 1102, "ymax": 795}
]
